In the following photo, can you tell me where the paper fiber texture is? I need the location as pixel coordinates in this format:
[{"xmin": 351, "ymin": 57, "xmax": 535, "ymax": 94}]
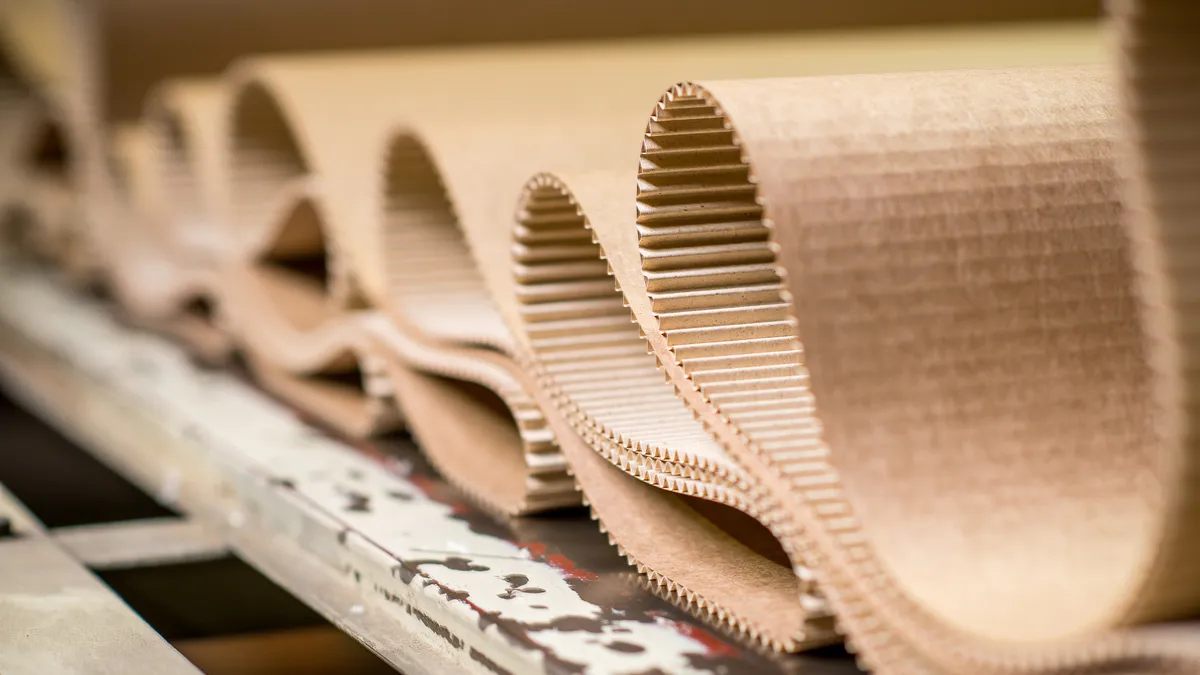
[
  {"xmin": 0, "ymin": 2, "xmax": 1106, "ymax": 289},
  {"xmin": 105, "ymin": 124, "xmax": 229, "ymax": 361},
  {"xmin": 187, "ymin": 26, "xmax": 1102, "ymax": 647},
  {"xmin": 3, "ymin": 2, "xmax": 1200, "ymax": 673}
]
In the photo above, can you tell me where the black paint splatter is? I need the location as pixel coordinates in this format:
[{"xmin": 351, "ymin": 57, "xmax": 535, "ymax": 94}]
[
  {"xmin": 607, "ymin": 641, "xmax": 645, "ymax": 654},
  {"xmin": 469, "ymin": 648, "xmax": 514, "ymax": 675},
  {"xmin": 411, "ymin": 607, "xmax": 464, "ymax": 650},
  {"xmin": 344, "ymin": 491, "xmax": 370, "ymax": 512},
  {"xmin": 548, "ymin": 616, "xmax": 605, "ymax": 633},
  {"xmin": 410, "ymin": 556, "xmax": 489, "ymax": 573}
]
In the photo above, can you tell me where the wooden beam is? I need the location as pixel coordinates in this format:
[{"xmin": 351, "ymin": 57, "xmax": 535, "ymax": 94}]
[
  {"xmin": 0, "ymin": 537, "xmax": 201, "ymax": 675},
  {"xmin": 52, "ymin": 517, "xmax": 228, "ymax": 570}
]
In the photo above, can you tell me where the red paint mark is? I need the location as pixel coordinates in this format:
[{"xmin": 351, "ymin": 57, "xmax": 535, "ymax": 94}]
[
  {"xmin": 517, "ymin": 543, "xmax": 599, "ymax": 582},
  {"xmin": 407, "ymin": 474, "xmax": 441, "ymax": 497},
  {"xmin": 546, "ymin": 554, "xmax": 598, "ymax": 582},
  {"xmin": 522, "ymin": 542, "xmax": 547, "ymax": 558},
  {"xmin": 649, "ymin": 612, "xmax": 741, "ymax": 659},
  {"xmin": 351, "ymin": 441, "xmax": 390, "ymax": 464},
  {"xmin": 404, "ymin": 474, "xmax": 471, "ymax": 515}
]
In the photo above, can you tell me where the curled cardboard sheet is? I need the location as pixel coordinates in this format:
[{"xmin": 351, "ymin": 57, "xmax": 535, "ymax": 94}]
[
  {"xmin": 105, "ymin": 124, "xmax": 229, "ymax": 361},
  {"xmin": 545, "ymin": 68, "xmax": 1138, "ymax": 671},
  {"xmin": 214, "ymin": 75, "xmax": 569, "ymax": 501},
  {"xmin": 143, "ymin": 80, "xmax": 233, "ymax": 265},
  {"xmin": 110, "ymin": 72, "xmax": 579, "ymax": 514},
  {"xmin": 518, "ymin": 7, "xmax": 1200, "ymax": 673},
  {"xmin": 0, "ymin": 53, "xmax": 36, "ymax": 198},
  {"xmin": 232, "ymin": 13, "xmax": 1200, "ymax": 670},
  {"xmin": 2, "ymin": 1, "xmax": 1104, "ymax": 289},
  {"xmin": 0, "ymin": 55, "xmax": 73, "ymax": 263},
  {"xmin": 187, "ymin": 26, "xmax": 1105, "ymax": 648},
  {"xmin": 6, "ymin": 4, "xmax": 1200, "ymax": 671}
]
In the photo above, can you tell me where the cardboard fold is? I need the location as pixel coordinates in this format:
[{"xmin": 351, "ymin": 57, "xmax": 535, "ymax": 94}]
[{"xmin": 5, "ymin": 5, "xmax": 1200, "ymax": 672}]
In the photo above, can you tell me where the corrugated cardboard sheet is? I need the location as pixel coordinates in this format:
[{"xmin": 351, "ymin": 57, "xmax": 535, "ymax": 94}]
[{"xmin": 2, "ymin": 1, "xmax": 1198, "ymax": 672}]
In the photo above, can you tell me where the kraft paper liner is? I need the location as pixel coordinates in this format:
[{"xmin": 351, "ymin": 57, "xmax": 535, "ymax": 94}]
[
  {"xmin": 0, "ymin": 64, "xmax": 47, "ymax": 256},
  {"xmin": 225, "ymin": 285, "xmax": 582, "ymax": 516},
  {"xmin": 1112, "ymin": 0, "xmax": 1200, "ymax": 648},
  {"xmin": 0, "ymin": 55, "xmax": 35, "ymax": 193},
  {"xmin": 0, "ymin": 34, "xmax": 98, "ymax": 288},
  {"xmin": 520, "ymin": 353, "xmax": 827, "ymax": 651},
  {"xmin": 244, "ymin": 347, "xmax": 402, "ymax": 441},
  {"xmin": 221, "ymin": 70, "xmax": 584, "ymax": 514},
  {"xmin": 103, "ymin": 124, "xmax": 230, "ymax": 363},
  {"xmin": 0, "ymin": 178, "xmax": 72, "ymax": 263},
  {"xmin": 223, "ymin": 76, "xmax": 409, "ymax": 438},
  {"xmin": 226, "ymin": 77, "xmax": 374, "ymax": 310},
  {"xmin": 0, "ymin": 86, "xmax": 75, "ymax": 264},
  {"xmin": 510, "ymin": 172, "xmax": 834, "ymax": 649},
  {"xmin": 578, "ymin": 54, "xmax": 1196, "ymax": 672},
  {"xmin": 361, "ymin": 288, "xmax": 828, "ymax": 645},
  {"xmin": 143, "ymin": 80, "xmax": 232, "ymax": 264},
  {"xmin": 216, "ymin": 59, "xmax": 832, "ymax": 637},
  {"xmin": 235, "ymin": 331, "xmax": 403, "ymax": 442},
  {"xmin": 214, "ymin": 25, "xmax": 1104, "ymax": 317},
  {"xmin": 193, "ymin": 27, "xmax": 1103, "ymax": 651},
  {"xmin": 364, "ymin": 335, "xmax": 578, "ymax": 516},
  {"xmin": 234, "ymin": 252, "xmax": 584, "ymax": 515},
  {"xmin": 0, "ymin": 0, "xmax": 86, "ymax": 112},
  {"xmin": 227, "ymin": 84, "xmax": 316, "ymax": 255},
  {"xmin": 10, "ymin": 3, "xmax": 1102, "ymax": 305},
  {"xmin": 382, "ymin": 133, "xmax": 518, "ymax": 353},
  {"xmin": 217, "ymin": 195, "xmax": 405, "ymax": 440},
  {"xmin": 219, "ymin": 179, "xmax": 577, "ymax": 511},
  {"xmin": 510, "ymin": 64, "xmax": 1200, "ymax": 671},
  {"xmin": 229, "ymin": 59, "xmax": 829, "ymax": 641},
  {"xmin": 35, "ymin": 22, "xmax": 1107, "ymax": 301},
  {"xmin": 1, "ymin": 0, "xmax": 115, "ymax": 294},
  {"xmin": 10, "ymin": 2, "xmax": 1105, "ymax": 320},
  {"xmin": 621, "ymin": 72, "xmax": 1129, "ymax": 671},
  {"xmin": 134, "ymin": 80, "xmax": 236, "ymax": 361},
  {"xmin": 10, "ymin": 13, "xmax": 1195, "ymax": 671},
  {"xmin": 216, "ymin": 26, "xmax": 1104, "ymax": 426},
  {"xmin": 363, "ymin": 320, "xmax": 581, "ymax": 516},
  {"xmin": 2, "ymin": 18, "xmax": 1142, "ymax": 658}
]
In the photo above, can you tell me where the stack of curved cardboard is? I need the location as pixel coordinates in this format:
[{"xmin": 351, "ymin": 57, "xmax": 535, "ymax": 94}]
[{"xmin": 2, "ymin": 1, "xmax": 1199, "ymax": 672}]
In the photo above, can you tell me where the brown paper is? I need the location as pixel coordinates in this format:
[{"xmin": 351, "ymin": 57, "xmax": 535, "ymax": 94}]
[
  {"xmin": 180, "ymin": 27, "xmax": 1101, "ymax": 647},
  {"xmin": 104, "ymin": 124, "xmax": 229, "ymax": 361},
  {"xmin": 6, "ymin": 3, "xmax": 1200, "ymax": 672}
]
